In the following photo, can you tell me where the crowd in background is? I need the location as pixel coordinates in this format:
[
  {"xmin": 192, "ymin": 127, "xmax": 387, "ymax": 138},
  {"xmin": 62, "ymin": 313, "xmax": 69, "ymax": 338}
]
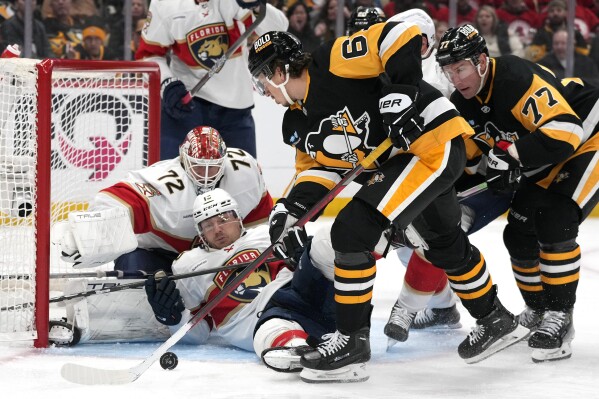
[{"xmin": 1, "ymin": 0, "xmax": 599, "ymax": 84}]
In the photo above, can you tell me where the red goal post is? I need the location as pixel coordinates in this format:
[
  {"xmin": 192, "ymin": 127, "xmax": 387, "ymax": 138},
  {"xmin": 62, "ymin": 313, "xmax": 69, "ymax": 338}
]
[{"xmin": 0, "ymin": 59, "xmax": 160, "ymax": 348}]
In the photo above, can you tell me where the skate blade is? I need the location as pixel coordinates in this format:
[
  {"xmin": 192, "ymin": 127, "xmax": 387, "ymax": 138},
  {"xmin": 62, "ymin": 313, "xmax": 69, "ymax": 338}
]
[
  {"xmin": 531, "ymin": 342, "xmax": 573, "ymax": 363},
  {"xmin": 464, "ymin": 324, "xmax": 530, "ymax": 364},
  {"xmin": 386, "ymin": 338, "xmax": 398, "ymax": 351},
  {"xmin": 299, "ymin": 363, "xmax": 369, "ymax": 383},
  {"xmin": 261, "ymin": 348, "xmax": 302, "ymax": 373},
  {"xmin": 413, "ymin": 322, "xmax": 462, "ymax": 330}
]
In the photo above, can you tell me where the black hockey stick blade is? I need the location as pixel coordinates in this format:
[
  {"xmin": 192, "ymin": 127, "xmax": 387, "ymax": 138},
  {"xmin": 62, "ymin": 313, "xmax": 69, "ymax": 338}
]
[{"xmin": 60, "ymin": 138, "xmax": 392, "ymax": 385}]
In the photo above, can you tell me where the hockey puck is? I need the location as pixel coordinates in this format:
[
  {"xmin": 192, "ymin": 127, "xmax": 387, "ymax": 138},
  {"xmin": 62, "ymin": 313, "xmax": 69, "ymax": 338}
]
[{"xmin": 159, "ymin": 352, "xmax": 178, "ymax": 370}]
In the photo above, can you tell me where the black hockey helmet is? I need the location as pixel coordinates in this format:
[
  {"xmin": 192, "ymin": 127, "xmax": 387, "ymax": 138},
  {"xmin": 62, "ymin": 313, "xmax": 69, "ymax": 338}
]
[
  {"xmin": 346, "ymin": 6, "xmax": 386, "ymax": 35},
  {"xmin": 436, "ymin": 24, "xmax": 488, "ymax": 67},
  {"xmin": 248, "ymin": 31, "xmax": 304, "ymax": 81}
]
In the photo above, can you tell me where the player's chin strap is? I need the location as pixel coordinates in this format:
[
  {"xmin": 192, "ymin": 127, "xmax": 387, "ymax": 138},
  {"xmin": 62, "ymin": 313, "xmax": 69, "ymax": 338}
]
[
  {"xmin": 266, "ymin": 64, "xmax": 295, "ymax": 105},
  {"xmin": 475, "ymin": 55, "xmax": 490, "ymax": 96}
]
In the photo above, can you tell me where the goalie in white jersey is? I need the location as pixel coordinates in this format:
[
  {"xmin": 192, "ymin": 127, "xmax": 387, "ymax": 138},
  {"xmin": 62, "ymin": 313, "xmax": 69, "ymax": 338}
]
[
  {"xmin": 57, "ymin": 126, "xmax": 273, "ymax": 277},
  {"xmin": 145, "ymin": 188, "xmax": 336, "ymax": 370}
]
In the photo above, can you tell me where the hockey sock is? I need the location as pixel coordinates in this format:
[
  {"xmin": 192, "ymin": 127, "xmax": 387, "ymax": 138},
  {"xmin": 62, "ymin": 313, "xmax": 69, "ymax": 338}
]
[
  {"xmin": 540, "ymin": 243, "xmax": 580, "ymax": 310},
  {"xmin": 511, "ymin": 257, "xmax": 545, "ymax": 310}
]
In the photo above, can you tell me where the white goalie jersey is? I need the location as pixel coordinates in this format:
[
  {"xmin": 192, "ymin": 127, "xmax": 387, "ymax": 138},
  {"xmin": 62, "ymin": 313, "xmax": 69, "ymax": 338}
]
[
  {"xmin": 93, "ymin": 148, "xmax": 272, "ymax": 253},
  {"xmin": 172, "ymin": 225, "xmax": 293, "ymax": 351},
  {"xmin": 136, "ymin": 0, "xmax": 288, "ymax": 109}
]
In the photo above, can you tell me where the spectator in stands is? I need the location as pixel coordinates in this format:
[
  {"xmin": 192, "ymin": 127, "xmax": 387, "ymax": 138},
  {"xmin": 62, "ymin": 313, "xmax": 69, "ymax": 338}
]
[
  {"xmin": 538, "ymin": 29, "xmax": 599, "ymax": 86},
  {"xmin": 434, "ymin": 18, "xmax": 449, "ymax": 48},
  {"xmin": 287, "ymin": 1, "xmax": 319, "ymax": 52},
  {"xmin": 495, "ymin": 0, "xmax": 540, "ymax": 46},
  {"xmin": 475, "ymin": 5, "xmax": 525, "ymax": 58},
  {"xmin": 383, "ymin": 0, "xmax": 432, "ymax": 20},
  {"xmin": 527, "ymin": 0, "xmax": 589, "ymax": 62},
  {"xmin": 0, "ymin": 0, "xmax": 14, "ymax": 24},
  {"xmin": 535, "ymin": 0, "xmax": 598, "ymax": 40},
  {"xmin": 132, "ymin": 18, "xmax": 145, "ymax": 57},
  {"xmin": 435, "ymin": 0, "xmax": 477, "ymax": 25},
  {"xmin": 1, "ymin": 0, "xmax": 52, "ymax": 58},
  {"xmin": 312, "ymin": 0, "xmax": 350, "ymax": 43},
  {"xmin": 42, "ymin": 0, "xmax": 96, "ymax": 18},
  {"xmin": 43, "ymin": 0, "xmax": 90, "ymax": 58},
  {"xmin": 65, "ymin": 21, "xmax": 114, "ymax": 60},
  {"xmin": 107, "ymin": 0, "xmax": 147, "ymax": 60}
]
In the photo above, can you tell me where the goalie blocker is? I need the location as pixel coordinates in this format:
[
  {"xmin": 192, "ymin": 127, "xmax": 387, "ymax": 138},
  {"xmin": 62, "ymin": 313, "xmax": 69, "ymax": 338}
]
[{"xmin": 54, "ymin": 208, "xmax": 138, "ymax": 269}]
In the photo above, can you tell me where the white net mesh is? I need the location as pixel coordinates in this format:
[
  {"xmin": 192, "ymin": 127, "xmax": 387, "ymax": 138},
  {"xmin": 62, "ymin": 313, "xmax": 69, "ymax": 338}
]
[{"xmin": 0, "ymin": 59, "xmax": 158, "ymax": 342}]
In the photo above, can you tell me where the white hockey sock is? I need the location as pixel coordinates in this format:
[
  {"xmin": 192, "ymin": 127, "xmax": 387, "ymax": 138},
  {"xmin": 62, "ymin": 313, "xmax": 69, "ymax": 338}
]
[
  {"xmin": 426, "ymin": 282, "xmax": 458, "ymax": 309},
  {"xmin": 397, "ymin": 282, "xmax": 434, "ymax": 314}
]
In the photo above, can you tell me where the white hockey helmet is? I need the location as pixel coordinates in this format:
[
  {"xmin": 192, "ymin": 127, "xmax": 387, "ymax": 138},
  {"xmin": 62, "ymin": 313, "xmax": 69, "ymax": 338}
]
[
  {"xmin": 192, "ymin": 188, "xmax": 244, "ymax": 249},
  {"xmin": 391, "ymin": 9, "xmax": 436, "ymax": 59},
  {"xmin": 179, "ymin": 126, "xmax": 227, "ymax": 194}
]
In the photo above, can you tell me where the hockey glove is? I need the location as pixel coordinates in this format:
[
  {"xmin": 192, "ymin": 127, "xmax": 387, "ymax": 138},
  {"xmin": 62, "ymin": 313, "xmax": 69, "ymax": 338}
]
[
  {"xmin": 161, "ymin": 79, "xmax": 195, "ymax": 119},
  {"xmin": 379, "ymin": 84, "xmax": 425, "ymax": 151},
  {"xmin": 486, "ymin": 141, "xmax": 521, "ymax": 194},
  {"xmin": 145, "ymin": 271, "xmax": 185, "ymax": 326},
  {"xmin": 268, "ymin": 198, "xmax": 307, "ymax": 260}
]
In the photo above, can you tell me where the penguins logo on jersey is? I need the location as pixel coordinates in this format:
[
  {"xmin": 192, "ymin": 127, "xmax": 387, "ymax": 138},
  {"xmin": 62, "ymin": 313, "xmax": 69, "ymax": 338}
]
[
  {"xmin": 187, "ymin": 23, "xmax": 229, "ymax": 69},
  {"xmin": 483, "ymin": 121, "xmax": 520, "ymax": 146},
  {"xmin": 214, "ymin": 250, "xmax": 272, "ymax": 303},
  {"xmin": 305, "ymin": 107, "xmax": 376, "ymax": 171}
]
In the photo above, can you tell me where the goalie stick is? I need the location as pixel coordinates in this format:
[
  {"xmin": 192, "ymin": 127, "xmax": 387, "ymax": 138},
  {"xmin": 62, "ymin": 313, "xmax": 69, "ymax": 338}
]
[
  {"xmin": 0, "ymin": 258, "xmax": 277, "ymax": 312},
  {"xmin": 181, "ymin": 0, "xmax": 267, "ymax": 104},
  {"xmin": 60, "ymin": 137, "xmax": 393, "ymax": 385}
]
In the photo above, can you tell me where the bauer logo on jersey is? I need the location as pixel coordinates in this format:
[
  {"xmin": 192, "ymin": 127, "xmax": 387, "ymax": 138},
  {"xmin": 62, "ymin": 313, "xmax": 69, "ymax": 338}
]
[
  {"xmin": 214, "ymin": 250, "xmax": 272, "ymax": 303},
  {"xmin": 187, "ymin": 23, "xmax": 229, "ymax": 69},
  {"xmin": 305, "ymin": 107, "xmax": 377, "ymax": 171}
]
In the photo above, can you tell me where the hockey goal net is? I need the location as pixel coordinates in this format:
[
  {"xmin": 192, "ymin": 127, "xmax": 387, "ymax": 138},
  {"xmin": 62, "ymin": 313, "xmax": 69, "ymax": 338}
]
[{"xmin": 0, "ymin": 59, "xmax": 160, "ymax": 347}]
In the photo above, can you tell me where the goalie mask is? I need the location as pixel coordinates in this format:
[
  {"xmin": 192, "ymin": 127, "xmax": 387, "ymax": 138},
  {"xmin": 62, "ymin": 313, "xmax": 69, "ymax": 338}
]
[
  {"xmin": 179, "ymin": 126, "xmax": 227, "ymax": 194},
  {"xmin": 193, "ymin": 188, "xmax": 244, "ymax": 250}
]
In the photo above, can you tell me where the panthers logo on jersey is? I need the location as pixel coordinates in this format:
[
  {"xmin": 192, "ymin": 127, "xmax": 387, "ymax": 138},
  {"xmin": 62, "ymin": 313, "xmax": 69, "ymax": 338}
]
[
  {"xmin": 305, "ymin": 107, "xmax": 377, "ymax": 171},
  {"xmin": 187, "ymin": 23, "xmax": 229, "ymax": 69},
  {"xmin": 213, "ymin": 250, "xmax": 272, "ymax": 303}
]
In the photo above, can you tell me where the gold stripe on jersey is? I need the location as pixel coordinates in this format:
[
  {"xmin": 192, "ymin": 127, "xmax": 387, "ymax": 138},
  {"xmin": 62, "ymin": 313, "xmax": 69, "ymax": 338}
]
[
  {"xmin": 511, "ymin": 74, "xmax": 581, "ymax": 145},
  {"xmin": 329, "ymin": 23, "xmax": 421, "ymax": 79},
  {"xmin": 380, "ymin": 140, "xmax": 452, "ymax": 221}
]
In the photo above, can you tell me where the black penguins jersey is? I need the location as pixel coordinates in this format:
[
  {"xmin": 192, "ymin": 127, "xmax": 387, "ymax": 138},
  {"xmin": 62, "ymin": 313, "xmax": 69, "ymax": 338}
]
[
  {"xmin": 452, "ymin": 55, "xmax": 585, "ymax": 169},
  {"xmin": 282, "ymin": 21, "xmax": 473, "ymax": 203}
]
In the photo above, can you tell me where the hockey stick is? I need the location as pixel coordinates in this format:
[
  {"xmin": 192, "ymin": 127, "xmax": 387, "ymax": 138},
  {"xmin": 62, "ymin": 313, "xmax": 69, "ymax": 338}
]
[
  {"xmin": 181, "ymin": 0, "xmax": 267, "ymax": 104},
  {"xmin": 457, "ymin": 182, "xmax": 488, "ymax": 202},
  {"xmin": 60, "ymin": 138, "xmax": 393, "ymax": 385},
  {"xmin": 0, "ymin": 258, "xmax": 277, "ymax": 312}
]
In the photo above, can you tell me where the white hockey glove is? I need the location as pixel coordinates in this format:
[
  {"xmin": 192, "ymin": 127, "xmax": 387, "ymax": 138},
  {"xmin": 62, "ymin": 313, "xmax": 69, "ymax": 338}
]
[{"xmin": 53, "ymin": 208, "xmax": 138, "ymax": 268}]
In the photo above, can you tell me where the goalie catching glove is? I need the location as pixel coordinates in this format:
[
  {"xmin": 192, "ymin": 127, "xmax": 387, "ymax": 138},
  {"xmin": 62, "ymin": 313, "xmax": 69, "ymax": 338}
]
[
  {"xmin": 379, "ymin": 84, "xmax": 425, "ymax": 151},
  {"xmin": 268, "ymin": 198, "xmax": 308, "ymax": 264},
  {"xmin": 145, "ymin": 271, "xmax": 185, "ymax": 326}
]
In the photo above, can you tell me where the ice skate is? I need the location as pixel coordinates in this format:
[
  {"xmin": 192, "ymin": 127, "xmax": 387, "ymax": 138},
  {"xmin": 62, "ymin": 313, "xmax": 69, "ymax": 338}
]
[
  {"xmin": 299, "ymin": 328, "xmax": 370, "ymax": 383},
  {"xmin": 412, "ymin": 304, "xmax": 462, "ymax": 330},
  {"xmin": 384, "ymin": 301, "xmax": 415, "ymax": 349},
  {"xmin": 261, "ymin": 345, "xmax": 315, "ymax": 373},
  {"xmin": 529, "ymin": 310, "xmax": 575, "ymax": 363},
  {"xmin": 458, "ymin": 298, "xmax": 529, "ymax": 364}
]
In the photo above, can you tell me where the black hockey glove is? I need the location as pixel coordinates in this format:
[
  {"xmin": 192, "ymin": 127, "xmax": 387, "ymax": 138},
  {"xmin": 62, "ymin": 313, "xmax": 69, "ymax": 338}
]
[
  {"xmin": 161, "ymin": 78, "xmax": 195, "ymax": 119},
  {"xmin": 281, "ymin": 228, "xmax": 310, "ymax": 269},
  {"xmin": 486, "ymin": 141, "xmax": 521, "ymax": 194},
  {"xmin": 269, "ymin": 198, "xmax": 307, "ymax": 261},
  {"xmin": 235, "ymin": 0, "xmax": 261, "ymax": 8},
  {"xmin": 145, "ymin": 271, "xmax": 185, "ymax": 326},
  {"xmin": 379, "ymin": 84, "xmax": 425, "ymax": 151}
]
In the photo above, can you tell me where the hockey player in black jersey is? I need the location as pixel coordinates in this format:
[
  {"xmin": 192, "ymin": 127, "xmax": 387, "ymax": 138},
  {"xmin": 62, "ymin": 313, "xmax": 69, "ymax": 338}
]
[
  {"xmin": 437, "ymin": 24, "xmax": 599, "ymax": 363},
  {"xmin": 248, "ymin": 24, "xmax": 528, "ymax": 382}
]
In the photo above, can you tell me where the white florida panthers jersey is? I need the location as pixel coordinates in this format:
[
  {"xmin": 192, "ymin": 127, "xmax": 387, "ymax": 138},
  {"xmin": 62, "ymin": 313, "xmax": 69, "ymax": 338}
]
[
  {"xmin": 92, "ymin": 148, "xmax": 273, "ymax": 253},
  {"xmin": 136, "ymin": 0, "xmax": 288, "ymax": 109},
  {"xmin": 171, "ymin": 225, "xmax": 293, "ymax": 351}
]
